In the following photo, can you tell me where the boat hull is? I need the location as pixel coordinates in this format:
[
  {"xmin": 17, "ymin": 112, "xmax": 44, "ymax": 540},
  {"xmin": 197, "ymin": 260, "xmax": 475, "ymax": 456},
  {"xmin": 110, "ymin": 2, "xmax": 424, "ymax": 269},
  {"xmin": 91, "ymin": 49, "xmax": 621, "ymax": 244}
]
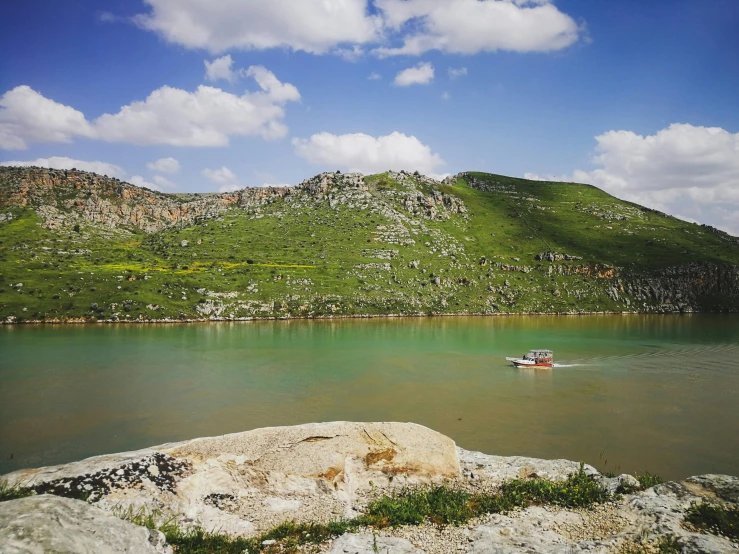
[
  {"xmin": 511, "ymin": 361, "xmax": 553, "ymax": 368},
  {"xmin": 506, "ymin": 357, "xmax": 553, "ymax": 368}
]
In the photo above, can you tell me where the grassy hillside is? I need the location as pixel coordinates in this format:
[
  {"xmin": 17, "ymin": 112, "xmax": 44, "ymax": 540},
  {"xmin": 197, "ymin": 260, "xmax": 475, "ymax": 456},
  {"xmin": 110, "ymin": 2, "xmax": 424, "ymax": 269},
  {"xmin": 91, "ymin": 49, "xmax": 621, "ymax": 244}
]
[{"xmin": 1, "ymin": 167, "xmax": 738, "ymax": 323}]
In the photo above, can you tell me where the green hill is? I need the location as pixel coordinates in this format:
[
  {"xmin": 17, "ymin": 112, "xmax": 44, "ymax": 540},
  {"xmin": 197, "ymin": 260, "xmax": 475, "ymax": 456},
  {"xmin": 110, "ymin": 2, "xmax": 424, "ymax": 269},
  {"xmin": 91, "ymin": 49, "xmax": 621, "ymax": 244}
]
[{"xmin": 1, "ymin": 166, "xmax": 738, "ymax": 323}]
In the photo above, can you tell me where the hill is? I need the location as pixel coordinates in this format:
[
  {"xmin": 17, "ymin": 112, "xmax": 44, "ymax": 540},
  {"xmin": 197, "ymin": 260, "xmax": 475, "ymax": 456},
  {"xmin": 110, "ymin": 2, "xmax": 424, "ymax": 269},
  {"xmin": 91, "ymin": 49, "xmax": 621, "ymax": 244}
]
[{"xmin": 1, "ymin": 166, "xmax": 738, "ymax": 323}]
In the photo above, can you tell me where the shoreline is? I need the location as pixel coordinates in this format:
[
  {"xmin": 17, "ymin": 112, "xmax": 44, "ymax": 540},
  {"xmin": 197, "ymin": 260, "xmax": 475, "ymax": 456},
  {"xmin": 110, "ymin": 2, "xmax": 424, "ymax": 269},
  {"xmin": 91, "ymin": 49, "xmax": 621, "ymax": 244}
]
[{"xmin": 4, "ymin": 309, "xmax": 738, "ymax": 325}]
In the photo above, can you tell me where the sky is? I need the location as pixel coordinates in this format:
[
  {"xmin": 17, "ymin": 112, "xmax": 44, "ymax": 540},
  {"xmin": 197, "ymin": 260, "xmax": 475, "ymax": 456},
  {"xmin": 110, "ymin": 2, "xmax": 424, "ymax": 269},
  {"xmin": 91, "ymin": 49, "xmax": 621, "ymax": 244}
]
[{"xmin": 1, "ymin": 0, "xmax": 738, "ymax": 234}]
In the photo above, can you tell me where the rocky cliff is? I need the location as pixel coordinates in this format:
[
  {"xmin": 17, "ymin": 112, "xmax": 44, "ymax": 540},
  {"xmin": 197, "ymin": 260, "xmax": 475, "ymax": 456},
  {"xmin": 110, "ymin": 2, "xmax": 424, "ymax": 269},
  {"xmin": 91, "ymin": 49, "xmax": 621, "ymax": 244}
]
[{"xmin": 1, "ymin": 422, "xmax": 737, "ymax": 553}]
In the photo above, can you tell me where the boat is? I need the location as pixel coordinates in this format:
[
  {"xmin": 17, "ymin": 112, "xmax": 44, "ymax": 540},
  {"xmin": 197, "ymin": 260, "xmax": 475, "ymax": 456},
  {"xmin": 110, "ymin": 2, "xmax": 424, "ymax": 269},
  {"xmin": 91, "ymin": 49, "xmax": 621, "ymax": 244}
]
[{"xmin": 506, "ymin": 349, "xmax": 554, "ymax": 368}]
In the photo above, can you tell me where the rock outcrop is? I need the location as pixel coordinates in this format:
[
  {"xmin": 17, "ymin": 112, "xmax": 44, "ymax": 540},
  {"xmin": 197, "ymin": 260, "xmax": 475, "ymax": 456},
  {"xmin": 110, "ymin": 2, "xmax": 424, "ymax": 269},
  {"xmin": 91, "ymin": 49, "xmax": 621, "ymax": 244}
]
[
  {"xmin": 0, "ymin": 494, "xmax": 172, "ymax": 554},
  {"xmin": 0, "ymin": 166, "xmax": 290, "ymax": 233},
  {"xmin": 1, "ymin": 422, "xmax": 737, "ymax": 553},
  {"xmin": 0, "ymin": 167, "xmax": 464, "ymax": 234},
  {"xmin": 3, "ymin": 422, "xmax": 459, "ymax": 537}
]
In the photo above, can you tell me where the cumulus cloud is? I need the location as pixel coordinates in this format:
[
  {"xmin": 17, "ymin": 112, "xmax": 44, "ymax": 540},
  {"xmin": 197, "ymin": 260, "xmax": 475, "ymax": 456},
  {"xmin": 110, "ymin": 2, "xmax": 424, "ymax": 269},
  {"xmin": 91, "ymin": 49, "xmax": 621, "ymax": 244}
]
[
  {"xmin": 368, "ymin": 72, "xmax": 382, "ymax": 80},
  {"xmin": 131, "ymin": 0, "xmax": 580, "ymax": 57},
  {"xmin": 152, "ymin": 175, "xmax": 176, "ymax": 189},
  {"xmin": 95, "ymin": 68, "xmax": 299, "ymax": 146},
  {"xmin": 202, "ymin": 166, "xmax": 239, "ymax": 188},
  {"xmin": 0, "ymin": 86, "xmax": 95, "ymax": 150},
  {"xmin": 134, "ymin": 0, "xmax": 381, "ymax": 54},
  {"xmin": 448, "ymin": 67, "xmax": 467, "ymax": 79},
  {"xmin": 244, "ymin": 66, "xmax": 301, "ymax": 103},
  {"xmin": 146, "ymin": 157, "xmax": 180, "ymax": 173},
  {"xmin": 0, "ymin": 68, "xmax": 299, "ymax": 150},
  {"xmin": 292, "ymin": 131, "xmax": 445, "ymax": 175},
  {"xmin": 218, "ymin": 184, "xmax": 242, "ymax": 192},
  {"xmin": 130, "ymin": 175, "xmax": 163, "ymax": 191},
  {"xmin": 204, "ymin": 55, "xmax": 239, "ymax": 82},
  {"xmin": 0, "ymin": 156, "xmax": 125, "ymax": 178},
  {"xmin": 527, "ymin": 124, "xmax": 739, "ymax": 235},
  {"xmin": 374, "ymin": 0, "xmax": 580, "ymax": 56},
  {"xmin": 394, "ymin": 62, "xmax": 435, "ymax": 86}
]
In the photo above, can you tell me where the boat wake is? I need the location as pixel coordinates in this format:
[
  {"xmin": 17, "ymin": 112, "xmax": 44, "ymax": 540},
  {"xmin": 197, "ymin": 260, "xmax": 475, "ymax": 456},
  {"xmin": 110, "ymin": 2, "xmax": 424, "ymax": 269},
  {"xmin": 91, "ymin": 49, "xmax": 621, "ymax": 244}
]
[{"xmin": 552, "ymin": 363, "xmax": 579, "ymax": 368}]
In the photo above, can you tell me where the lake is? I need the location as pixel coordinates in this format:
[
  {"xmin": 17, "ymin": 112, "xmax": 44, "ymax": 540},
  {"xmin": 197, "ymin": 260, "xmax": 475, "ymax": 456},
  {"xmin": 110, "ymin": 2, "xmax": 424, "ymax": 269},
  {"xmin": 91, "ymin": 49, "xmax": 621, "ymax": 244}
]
[{"xmin": 1, "ymin": 315, "xmax": 738, "ymax": 479}]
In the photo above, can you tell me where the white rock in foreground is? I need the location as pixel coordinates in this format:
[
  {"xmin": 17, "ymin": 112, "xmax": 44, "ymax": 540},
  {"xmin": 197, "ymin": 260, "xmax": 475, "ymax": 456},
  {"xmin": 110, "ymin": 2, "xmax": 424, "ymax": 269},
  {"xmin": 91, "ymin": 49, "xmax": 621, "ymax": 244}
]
[
  {"xmin": 3, "ymin": 422, "xmax": 459, "ymax": 535},
  {"xmin": 0, "ymin": 494, "xmax": 172, "ymax": 554},
  {"xmin": 329, "ymin": 533, "xmax": 425, "ymax": 554}
]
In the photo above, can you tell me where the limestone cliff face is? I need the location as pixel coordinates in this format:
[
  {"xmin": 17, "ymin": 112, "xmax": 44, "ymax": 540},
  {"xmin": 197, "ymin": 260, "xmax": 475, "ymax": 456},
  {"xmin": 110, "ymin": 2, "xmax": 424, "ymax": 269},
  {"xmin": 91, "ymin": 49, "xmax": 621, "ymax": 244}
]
[
  {"xmin": 0, "ymin": 167, "xmax": 289, "ymax": 233},
  {"xmin": 0, "ymin": 167, "xmax": 464, "ymax": 233},
  {"xmin": 620, "ymin": 262, "xmax": 739, "ymax": 312}
]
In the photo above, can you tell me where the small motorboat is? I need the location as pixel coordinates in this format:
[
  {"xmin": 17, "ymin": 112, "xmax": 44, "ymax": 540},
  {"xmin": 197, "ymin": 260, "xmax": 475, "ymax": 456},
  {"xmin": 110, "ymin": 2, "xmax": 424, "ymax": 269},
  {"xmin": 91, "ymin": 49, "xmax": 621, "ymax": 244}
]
[{"xmin": 506, "ymin": 349, "xmax": 554, "ymax": 368}]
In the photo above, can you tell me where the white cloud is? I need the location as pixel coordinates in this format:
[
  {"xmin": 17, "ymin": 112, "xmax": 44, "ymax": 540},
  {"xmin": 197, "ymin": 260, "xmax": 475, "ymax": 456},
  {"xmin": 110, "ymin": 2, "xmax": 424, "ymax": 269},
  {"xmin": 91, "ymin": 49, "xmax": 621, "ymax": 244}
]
[
  {"xmin": 132, "ymin": 0, "xmax": 580, "ymax": 58},
  {"xmin": 202, "ymin": 166, "xmax": 239, "ymax": 188},
  {"xmin": 394, "ymin": 62, "xmax": 435, "ymax": 86},
  {"xmin": 244, "ymin": 66, "xmax": 301, "ymax": 103},
  {"xmin": 293, "ymin": 131, "xmax": 445, "ymax": 175},
  {"xmin": 218, "ymin": 184, "xmax": 242, "ymax": 192},
  {"xmin": 0, "ymin": 156, "xmax": 125, "ymax": 178},
  {"xmin": 95, "ymin": 68, "xmax": 299, "ymax": 146},
  {"xmin": 0, "ymin": 86, "xmax": 95, "ymax": 150},
  {"xmin": 1, "ymin": 68, "xmax": 300, "ymax": 150},
  {"xmin": 441, "ymin": 91, "xmax": 451, "ymax": 100},
  {"xmin": 374, "ymin": 0, "xmax": 580, "ymax": 56},
  {"xmin": 152, "ymin": 175, "xmax": 176, "ymax": 189},
  {"xmin": 130, "ymin": 175, "xmax": 163, "ymax": 191},
  {"xmin": 368, "ymin": 72, "xmax": 382, "ymax": 81},
  {"xmin": 335, "ymin": 45, "xmax": 366, "ymax": 62},
  {"xmin": 448, "ymin": 67, "xmax": 467, "ymax": 79},
  {"xmin": 528, "ymin": 124, "xmax": 739, "ymax": 236},
  {"xmin": 146, "ymin": 157, "xmax": 180, "ymax": 173},
  {"xmin": 204, "ymin": 55, "xmax": 239, "ymax": 82},
  {"xmin": 134, "ymin": 0, "xmax": 381, "ymax": 54}
]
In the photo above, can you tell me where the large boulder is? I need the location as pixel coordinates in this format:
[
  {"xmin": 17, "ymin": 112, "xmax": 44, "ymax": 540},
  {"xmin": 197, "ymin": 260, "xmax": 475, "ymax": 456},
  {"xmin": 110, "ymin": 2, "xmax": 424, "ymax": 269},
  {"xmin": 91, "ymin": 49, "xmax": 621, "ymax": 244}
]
[
  {"xmin": 0, "ymin": 494, "xmax": 172, "ymax": 554},
  {"xmin": 2, "ymin": 422, "xmax": 459, "ymax": 536}
]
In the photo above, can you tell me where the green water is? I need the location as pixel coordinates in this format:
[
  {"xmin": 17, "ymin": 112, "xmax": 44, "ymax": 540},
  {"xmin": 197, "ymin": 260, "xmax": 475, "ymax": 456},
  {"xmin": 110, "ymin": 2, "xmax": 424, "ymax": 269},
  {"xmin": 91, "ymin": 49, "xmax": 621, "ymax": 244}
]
[{"xmin": 1, "ymin": 315, "xmax": 738, "ymax": 479}]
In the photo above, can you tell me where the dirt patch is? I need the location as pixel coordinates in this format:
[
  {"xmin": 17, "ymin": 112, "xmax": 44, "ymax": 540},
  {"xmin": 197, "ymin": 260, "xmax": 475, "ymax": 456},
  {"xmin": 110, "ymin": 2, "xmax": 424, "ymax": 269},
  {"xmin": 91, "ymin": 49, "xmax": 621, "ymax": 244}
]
[{"xmin": 365, "ymin": 448, "xmax": 397, "ymax": 467}]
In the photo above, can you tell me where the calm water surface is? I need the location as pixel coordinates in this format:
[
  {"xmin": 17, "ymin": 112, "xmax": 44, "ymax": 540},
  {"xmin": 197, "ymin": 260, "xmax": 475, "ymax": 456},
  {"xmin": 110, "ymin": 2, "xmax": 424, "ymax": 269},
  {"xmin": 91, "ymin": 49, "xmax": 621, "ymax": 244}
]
[{"xmin": 1, "ymin": 315, "xmax": 738, "ymax": 479}]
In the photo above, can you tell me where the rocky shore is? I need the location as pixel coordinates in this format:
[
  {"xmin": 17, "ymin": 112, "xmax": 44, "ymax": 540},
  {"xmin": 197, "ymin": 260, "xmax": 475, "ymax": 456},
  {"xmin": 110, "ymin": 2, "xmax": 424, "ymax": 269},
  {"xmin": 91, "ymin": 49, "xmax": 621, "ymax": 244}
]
[{"xmin": 1, "ymin": 422, "xmax": 737, "ymax": 553}]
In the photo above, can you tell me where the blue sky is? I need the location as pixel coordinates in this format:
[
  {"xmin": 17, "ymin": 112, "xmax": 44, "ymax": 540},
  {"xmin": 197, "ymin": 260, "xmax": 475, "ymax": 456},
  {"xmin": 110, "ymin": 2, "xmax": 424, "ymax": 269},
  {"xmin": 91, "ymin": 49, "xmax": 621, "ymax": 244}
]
[{"xmin": 1, "ymin": 0, "xmax": 738, "ymax": 233}]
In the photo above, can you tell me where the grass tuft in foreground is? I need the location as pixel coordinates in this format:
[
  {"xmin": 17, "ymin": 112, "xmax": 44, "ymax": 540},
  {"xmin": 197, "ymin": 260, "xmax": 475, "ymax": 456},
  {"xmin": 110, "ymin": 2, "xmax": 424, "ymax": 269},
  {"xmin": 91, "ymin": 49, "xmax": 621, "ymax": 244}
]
[
  {"xmin": 617, "ymin": 472, "xmax": 664, "ymax": 494},
  {"xmin": 360, "ymin": 463, "xmax": 609, "ymax": 528},
  {"xmin": 685, "ymin": 502, "xmax": 739, "ymax": 541},
  {"xmin": 636, "ymin": 472, "xmax": 663, "ymax": 490},
  {"xmin": 0, "ymin": 480, "xmax": 34, "ymax": 502}
]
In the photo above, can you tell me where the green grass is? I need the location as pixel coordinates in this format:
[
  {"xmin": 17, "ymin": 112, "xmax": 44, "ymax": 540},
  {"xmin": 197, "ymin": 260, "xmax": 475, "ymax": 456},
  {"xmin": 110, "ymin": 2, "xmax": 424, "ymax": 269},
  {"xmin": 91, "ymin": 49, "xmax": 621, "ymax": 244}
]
[
  {"xmin": 636, "ymin": 472, "xmax": 663, "ymax": 490},
  {"xmin": 2, "ymin": 167, "xmax": 739, "ymax": 322},
  {"xmin": 0, "ymin": 479, "xmax": 34, "ymax": 502},
  {"xmin": 685, "ymin": 502, "xmax": 739, "ymax": 541},
  {"xmin": 354, "ymin": 463, "xmax": 609, "ymax": 528},
  {"xmin": 616, "ymin": 472, "xmax": 664, "ymax": 494}
]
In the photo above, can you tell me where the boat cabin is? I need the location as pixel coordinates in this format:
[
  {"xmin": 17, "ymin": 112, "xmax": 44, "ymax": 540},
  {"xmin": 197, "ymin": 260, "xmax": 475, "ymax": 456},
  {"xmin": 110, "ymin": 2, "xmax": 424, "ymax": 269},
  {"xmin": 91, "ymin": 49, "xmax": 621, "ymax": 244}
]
[{"xmin": 524, "ymin": 350, "xmax": 553, "ymax": 364}]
